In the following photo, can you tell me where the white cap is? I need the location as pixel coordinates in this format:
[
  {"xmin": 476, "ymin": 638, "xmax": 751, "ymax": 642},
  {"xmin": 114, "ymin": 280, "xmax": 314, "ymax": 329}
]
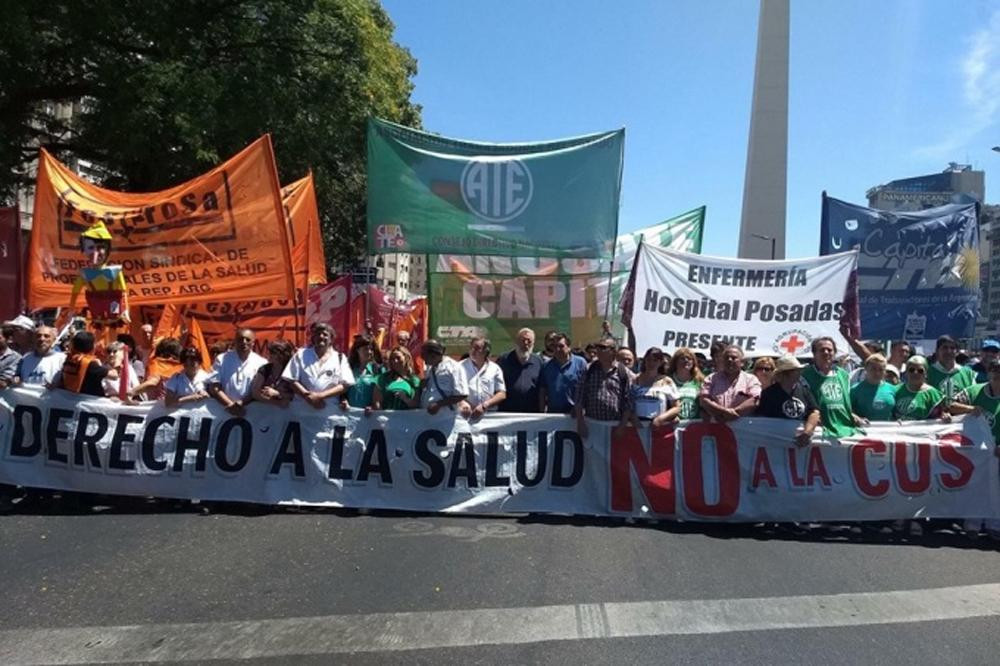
[{"xmin": 2, "ymin": 315, "xmax": 36, "ymax": 331}]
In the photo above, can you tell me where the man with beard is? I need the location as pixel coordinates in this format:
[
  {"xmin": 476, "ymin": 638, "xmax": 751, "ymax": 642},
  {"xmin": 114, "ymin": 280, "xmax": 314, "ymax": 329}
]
[{"xmin": 497, "ymin": 327, "xmax": 543, "ymax": 413}]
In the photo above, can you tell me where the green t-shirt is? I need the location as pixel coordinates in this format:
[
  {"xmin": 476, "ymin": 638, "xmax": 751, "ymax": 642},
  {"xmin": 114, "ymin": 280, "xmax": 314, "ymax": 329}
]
[
  {"xmin": 347, "ymin": 362, "xmax": 380, "ymax": 408},
  {"xmin": 893, "ymin": 384, "xmax": 943, "ymax": 420},
  {"xmin": 673, "ymin": 378, "xmax": 701, "ymax": 420},
  {"xmin": 850, "ymin": 380, "xmax": 896, "ymax": 422},
  {"xmin": 955, "ymin": 382, "xmax": 1000, "ymax": 444},
  {"xmin": 926, "ymin": 363, "xmax": 976, "ymax": 403},
  {"xmin": 376, "ymin": 372, "xmax": 420, "ymax": 410},
  {"xmin": 802, "ymin": 365, "xmax": 856, "ymax": 437}
]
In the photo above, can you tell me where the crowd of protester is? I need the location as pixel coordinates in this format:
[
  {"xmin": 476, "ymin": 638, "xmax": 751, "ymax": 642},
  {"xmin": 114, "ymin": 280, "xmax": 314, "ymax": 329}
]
[{"xmin": 1, "ymin": 313, "xmax": 999, "ymax": 535}]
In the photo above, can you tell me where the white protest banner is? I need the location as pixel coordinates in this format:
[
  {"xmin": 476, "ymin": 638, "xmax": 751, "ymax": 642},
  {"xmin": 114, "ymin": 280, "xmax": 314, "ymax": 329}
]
[
  {"xmin": 623, "ymin": 245, "xmax": 860, "ymax": 357},
  {"xmin": 2, "ymin": 387, "xmax": 998, "ymax": 521}
]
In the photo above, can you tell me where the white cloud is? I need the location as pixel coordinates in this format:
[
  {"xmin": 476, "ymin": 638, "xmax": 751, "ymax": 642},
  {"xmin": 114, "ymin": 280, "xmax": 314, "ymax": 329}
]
[{"xmin": 914, "ymin": 9, "xmax": 1000, "ymax": 158}]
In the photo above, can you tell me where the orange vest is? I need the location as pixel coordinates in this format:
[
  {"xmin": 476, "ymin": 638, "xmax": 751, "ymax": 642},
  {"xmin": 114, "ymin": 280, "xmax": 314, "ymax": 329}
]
[{"xmin": 61, "ymin": 353, "xmax": 99, "ymax": 393}]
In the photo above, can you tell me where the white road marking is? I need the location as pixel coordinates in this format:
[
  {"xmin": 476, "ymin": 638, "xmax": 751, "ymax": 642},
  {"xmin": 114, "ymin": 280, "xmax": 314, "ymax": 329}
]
[{"xmin": 1, "ymin": 583, "xmax": 999, "ymax": 664}]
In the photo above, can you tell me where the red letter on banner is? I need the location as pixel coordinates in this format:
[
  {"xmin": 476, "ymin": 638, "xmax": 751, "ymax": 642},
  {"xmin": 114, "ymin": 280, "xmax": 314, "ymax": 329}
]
[
  {"xmin": 892, "ymin": 442, "xmax": 931, "ymax": 495},
  {"xmin": 750, "ymin": 447, "xmax": 776, "ymax": 489},
  {"xmin": 850, "ymin": 439, "xmax": 890, "ymax": 498},
  {"xmin": 681, "ymin": 422, "xmax": 739, "ymax": 517},
  {"xmin": 806, "ymin": 447, "xmax": 831, "ymax": 488},
  {"xmin": 609, "ymin": 425, "xmax": 675, "ymax": 515},
  {"xmin": 937, "ymin": 433, "xmax": 975, "ymax": 489}
]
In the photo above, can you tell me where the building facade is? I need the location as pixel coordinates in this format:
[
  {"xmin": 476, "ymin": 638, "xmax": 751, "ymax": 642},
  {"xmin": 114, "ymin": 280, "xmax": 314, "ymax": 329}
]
[{"xmin": 374, "ymin": 253, "xmax": 427, "ymax": 301}]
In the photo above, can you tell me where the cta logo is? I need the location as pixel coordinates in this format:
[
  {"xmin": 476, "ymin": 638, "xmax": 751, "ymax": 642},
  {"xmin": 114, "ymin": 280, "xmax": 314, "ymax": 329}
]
[
  {"xmin": 461, "ymin": 158, "xmax": 533, "ymax": 222},
  {"xmin": 375, "ymin": 224, "xmax": 406, "ymax": 250}
]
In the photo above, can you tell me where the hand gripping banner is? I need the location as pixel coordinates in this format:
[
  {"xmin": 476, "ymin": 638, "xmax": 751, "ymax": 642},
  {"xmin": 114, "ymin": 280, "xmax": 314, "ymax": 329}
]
[
  {"xmin": 623, "ymin": 244, "xmax": 860, "ymax": 358},
  {"xmin": 367, "ymin": 118, "xmax": 624, "ymax": 258},
  {"xmin": 2, "ymin": 387, "xmax": 997, "ymax": 521},
  {"xmin": 27, "ymin": 136, "xmax": 295, "ymax": 308}
]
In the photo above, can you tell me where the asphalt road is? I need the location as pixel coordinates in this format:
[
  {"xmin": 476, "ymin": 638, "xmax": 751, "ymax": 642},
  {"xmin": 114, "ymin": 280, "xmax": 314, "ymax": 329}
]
[{"xmin": 0, "ymin": 495, "xmax": 998, "ymax": 664}]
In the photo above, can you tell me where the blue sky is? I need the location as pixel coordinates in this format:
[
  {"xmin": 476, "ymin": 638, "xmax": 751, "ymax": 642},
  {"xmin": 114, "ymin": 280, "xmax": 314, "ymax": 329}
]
[{"xmin": 381, "ymin": 0, "xmax": 1000, "ymax": 259}]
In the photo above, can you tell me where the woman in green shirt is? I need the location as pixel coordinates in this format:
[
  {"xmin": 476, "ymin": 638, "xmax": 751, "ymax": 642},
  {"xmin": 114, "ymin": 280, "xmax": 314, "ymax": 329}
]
[
  {"xmin": 850, "ymin": 353, "xmax": 896, "ymax": 422},
  {"xmin": 950, "ymin": 358, "xmax": 1000, "ymax": 445},
  {"xmin": 667, "ymin": 347, "xmax": 704, "ymax": 420},
  {"xmin": 346, "ymin": 334, "xmax": 383, "ymax": 408},
  {"xmin": 893, "ymin": 355, "xmax": 945, "ymax": 421},
  {"xmin": 372, "ymin": 346, "xmax": 420, "ymax": 411}
]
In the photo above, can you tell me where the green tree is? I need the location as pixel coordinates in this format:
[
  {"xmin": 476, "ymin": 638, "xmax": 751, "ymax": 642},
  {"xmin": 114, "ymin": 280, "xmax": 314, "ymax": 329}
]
[{"xmin": 0, "ymin": 0, "xmax": 420, "ymax": 269}]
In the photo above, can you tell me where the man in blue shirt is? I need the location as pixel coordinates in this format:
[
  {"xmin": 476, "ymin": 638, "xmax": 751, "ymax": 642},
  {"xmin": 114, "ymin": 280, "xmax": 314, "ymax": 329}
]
[{"xmin": 539, "ymin": 332, "xmax": 588, "ymax": 413}]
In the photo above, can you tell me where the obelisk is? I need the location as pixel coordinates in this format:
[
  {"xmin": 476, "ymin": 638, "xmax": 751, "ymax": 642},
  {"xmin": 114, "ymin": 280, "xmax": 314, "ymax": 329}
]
[{"xmin": 737, "ymin": 0, "xmax": 789, "ymax": 259}]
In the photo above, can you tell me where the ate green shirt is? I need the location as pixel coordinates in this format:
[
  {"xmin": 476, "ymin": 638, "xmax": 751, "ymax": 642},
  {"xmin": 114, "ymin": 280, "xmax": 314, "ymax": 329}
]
[
  {"xmin": 850, "ymin": 380, "xmax": 896, "ymax": 422},
  {"xmin": 376, "ymin": 372, "xmax": 420, "ymax": 410},
  {"xmin": 893, "ymin": 384, "xmax": 943, "ymax": 420},
  {"xmin": 674, "ymin": 378, "xmax": 702, "ymax": 420},
  {"xmin": 802, "ymin": 365, "xmax": 856, "ymax": 438},
  {"xmin": 955, "ymin": 382, "xmax": 1000, "ymax": 445},
  {"xmin": 926, "ymin": 363, "xmax": 976, "ymax": 403}
]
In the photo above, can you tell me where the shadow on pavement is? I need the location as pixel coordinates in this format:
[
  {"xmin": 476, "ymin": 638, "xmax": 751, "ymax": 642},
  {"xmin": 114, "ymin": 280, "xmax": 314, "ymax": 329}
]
[{"xmin": 2, "ymin": 488, "xmax": 998, "ymax": 551}]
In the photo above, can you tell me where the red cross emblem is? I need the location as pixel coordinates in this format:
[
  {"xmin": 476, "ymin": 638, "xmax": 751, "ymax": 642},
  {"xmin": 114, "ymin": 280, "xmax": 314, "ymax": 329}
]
[{"xmin": 779, "ymin": 334, "xmax": 807, "ymax": 354}]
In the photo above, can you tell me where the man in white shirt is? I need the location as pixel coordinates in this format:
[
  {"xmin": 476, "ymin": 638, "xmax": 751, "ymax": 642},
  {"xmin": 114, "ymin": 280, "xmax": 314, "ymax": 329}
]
[
  {"xmin": 282, "ymin": 322, "xmax": 355, "ymax": 409},
  {"xmin": 207, "ymin": 328, "xmax": 267, "ymax": 416},
  {"xmin": 420, "ymin": 339, "xmax": 470, "ymax": 416},
  {"xmin": 459, "ymin": 337, "xmax": 506, "ymax": 419},
  {"xmin": 14, "ymin": 326, "xmax": 66, "ymax": 387}
]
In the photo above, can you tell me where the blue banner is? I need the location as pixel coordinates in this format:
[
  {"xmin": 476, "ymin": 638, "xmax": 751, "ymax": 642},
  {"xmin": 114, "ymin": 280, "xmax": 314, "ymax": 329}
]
[{"xmin": 820, "ymin": 195, "xmax": 980, "ymax": 340}]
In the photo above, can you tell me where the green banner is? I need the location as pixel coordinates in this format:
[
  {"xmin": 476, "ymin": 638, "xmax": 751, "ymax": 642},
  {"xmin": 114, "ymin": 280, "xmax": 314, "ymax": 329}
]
[
  {"xmin": 429, "ymin": 207, "xmax": 705, "ymax": 353},
  {"xmin": 367, "ymin": 118, "xmax": 624, "ymax": 258}
]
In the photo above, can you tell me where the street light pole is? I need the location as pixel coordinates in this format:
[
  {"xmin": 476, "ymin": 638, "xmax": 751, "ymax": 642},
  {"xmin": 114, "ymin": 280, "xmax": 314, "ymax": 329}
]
[{"xmin": 751, "ymin": 233, "xmax": 776, "ymax": 259}]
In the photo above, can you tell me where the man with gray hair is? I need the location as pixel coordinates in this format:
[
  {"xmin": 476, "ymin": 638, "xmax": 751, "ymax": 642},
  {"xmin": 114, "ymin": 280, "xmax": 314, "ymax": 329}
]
[
  {"xmin": 14, "ymin": 326, "xmax": 65, "ymax": 387},
  {"xmin": 698, "ymin": 344, "xmax": 761, "ymax": 422},
  {"xmin": 207, "ymin": 328, "xmax": 267, "ymax": 416},
  {"xmin": 497, "ymin": 327, "xmax": 543, "ymax": 413}
]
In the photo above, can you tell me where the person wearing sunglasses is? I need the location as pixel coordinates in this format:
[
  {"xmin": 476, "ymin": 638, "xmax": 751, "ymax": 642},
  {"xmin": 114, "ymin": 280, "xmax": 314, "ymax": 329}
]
[
  {"xmin": 949, "ymin": 358, "xmax": 1000, "ymax": 445},
  {"xmin": 752, "ymin": 357, "xmax": 776, "ymax": 389},
  {"xmin": 892, "ymin": 355, "xmax": 945, "ymax": 421},
  {"xmin": 625, "ymin": 347, "xmax": 679, "ymax": 428}
]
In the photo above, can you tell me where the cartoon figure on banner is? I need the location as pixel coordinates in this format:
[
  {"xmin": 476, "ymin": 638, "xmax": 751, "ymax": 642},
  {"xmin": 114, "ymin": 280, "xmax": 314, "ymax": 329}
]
[{"xmin": 67, "ymin": 221, "xmax": 130, "ymax": 336}]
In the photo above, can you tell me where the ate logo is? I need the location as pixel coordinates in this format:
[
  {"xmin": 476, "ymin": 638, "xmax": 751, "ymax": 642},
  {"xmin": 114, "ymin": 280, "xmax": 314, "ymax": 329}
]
[
  {"xmin": 772, "ymin": 329, "xmax": 811, "ymax": 355},
  {"xmin": 461, "ymin": 158, "xmax": 533, "ymax": 222},
  {"xmin": 375, "ymin": 224, "xmax": 406, "ymax": 250}
]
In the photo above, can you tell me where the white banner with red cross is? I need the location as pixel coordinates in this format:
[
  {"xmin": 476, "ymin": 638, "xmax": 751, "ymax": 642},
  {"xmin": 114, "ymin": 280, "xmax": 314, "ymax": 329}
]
[
  {"xmin": 622, "ymin": 245, "xmax": 860, "ymax": 358},
  {"xmin": 2, "ymin": 386, "xmax": 998, "ymax": 521}
]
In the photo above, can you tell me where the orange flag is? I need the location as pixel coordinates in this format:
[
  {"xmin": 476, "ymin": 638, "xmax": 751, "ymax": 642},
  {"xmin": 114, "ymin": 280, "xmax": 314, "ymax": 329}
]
[
  {"xmin": 152, "ymin": 303, "xmax": 183, "ymax": 346},
  {"xmin": 281, "ymin": 173, "xmax": 328, "ymax": 289},
  {"xmin": 186, "ymin": 315, "xmax": 213, "ymax": 370},
  {"xmin": 27, "ymin": 135, "xmax": 295, "ymax": 309}
]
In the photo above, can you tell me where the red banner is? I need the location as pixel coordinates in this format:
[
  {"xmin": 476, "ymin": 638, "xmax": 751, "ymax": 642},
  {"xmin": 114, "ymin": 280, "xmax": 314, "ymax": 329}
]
[
  {"xmin": 0, "ymin": 206, "xmax": 23, "ymax": 321},
  {"xmin": 305, "ymin": 282, "xmax": 427, "ymax": 357}
]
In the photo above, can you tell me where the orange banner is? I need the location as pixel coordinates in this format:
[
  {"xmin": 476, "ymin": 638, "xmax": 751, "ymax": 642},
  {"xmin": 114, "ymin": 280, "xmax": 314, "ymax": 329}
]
[
  {"xmin": 27, "ymin": 135, "xmax": 294, "ymax": 309},
  {"xmin": 282, "ymin": 173, "xmax": 328, "ymax": 289}
]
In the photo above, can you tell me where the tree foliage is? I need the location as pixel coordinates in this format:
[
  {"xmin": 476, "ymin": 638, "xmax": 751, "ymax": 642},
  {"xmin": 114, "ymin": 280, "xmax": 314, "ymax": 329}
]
[{"xmin": 0, "ymin": 0, "xmax": 421, "ymax": 269}]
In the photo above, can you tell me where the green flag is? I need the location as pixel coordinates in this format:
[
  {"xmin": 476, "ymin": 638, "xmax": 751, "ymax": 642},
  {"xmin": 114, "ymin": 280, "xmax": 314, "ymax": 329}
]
[
  {"xmin": 367, "ymin": 118, "xmax": 624, "ymax": 258},
  {"xmin": 428, "ymin": 207, "xmax": 705, "ymax": 352}
]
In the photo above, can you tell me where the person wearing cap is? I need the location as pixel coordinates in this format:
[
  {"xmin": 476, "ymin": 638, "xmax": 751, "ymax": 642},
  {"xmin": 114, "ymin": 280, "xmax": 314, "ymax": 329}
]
[
  {"xmin": 756, "ymin": 356, "xmax": 820, "ymax": 446},
  {"xmin": 926, "ymin": 335, "xmax": 976, "ymax": 405},
  {"xmin": 14, "ymin": 326, "xmax": 66, "ymax": 387},
  {"xmin": 67, "ymin": 220, "xmax": 130, "ymax": 333},
  {"xmin": 884, "ymin": 364, "xmax": 902, "ymax": 385},
  {"xmin": 893, "ymin": 355, "xmax": 945, "ymax": 421},
  {"xmin": 970, "ymin": 340, "xmax": 1000, "ymax": 383},
  {"xmin": 625, "ymin": 347, "xmax": 679, "ymax": 427},
  {"xmin": 419, "ymin": 339, "xmax": 470, "ymax": 415},
  {"xmin": 0, "ymin": 325, "xmax": 22, "ymax": 390},
  {"xmin": 2, "ymin": 315, "xmax": 36, "ymax": 355},
  {"xmin": 850, "ymin": 354, "xmax": 897, "ymax": 422}
]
